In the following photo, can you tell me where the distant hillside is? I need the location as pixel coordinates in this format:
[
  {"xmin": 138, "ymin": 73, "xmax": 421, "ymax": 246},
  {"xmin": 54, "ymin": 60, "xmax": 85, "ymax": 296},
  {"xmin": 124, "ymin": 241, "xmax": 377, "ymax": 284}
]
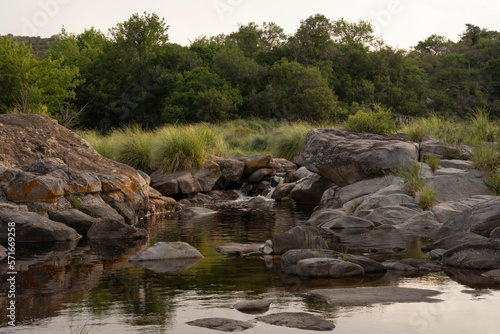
[{"xmin": 2, "ymin": 34, "xmax": 55, "ymax": 58}]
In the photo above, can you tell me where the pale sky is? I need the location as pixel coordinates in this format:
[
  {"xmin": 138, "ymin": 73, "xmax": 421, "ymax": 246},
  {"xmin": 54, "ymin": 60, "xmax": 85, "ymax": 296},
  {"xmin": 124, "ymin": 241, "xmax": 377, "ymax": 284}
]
[{"xmin": 1, "ymin": 0, "xmax": 499, "ymax": 50}]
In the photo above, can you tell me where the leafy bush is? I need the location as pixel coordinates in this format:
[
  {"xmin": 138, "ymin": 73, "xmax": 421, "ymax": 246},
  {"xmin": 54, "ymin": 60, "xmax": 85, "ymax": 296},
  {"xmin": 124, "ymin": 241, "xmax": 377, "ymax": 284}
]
[
  {"xmin": 268, "ymin": 122, "xmax": 312, "ymax": 161},
  {"xmin": 344, "ymin": 104, "xmax": 396, "ymax": 136}
]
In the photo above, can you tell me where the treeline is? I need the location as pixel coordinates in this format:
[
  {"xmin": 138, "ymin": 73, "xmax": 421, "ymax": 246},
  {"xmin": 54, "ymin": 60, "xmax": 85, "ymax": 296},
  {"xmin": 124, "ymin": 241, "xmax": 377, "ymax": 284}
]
[{"xmin": 1, "ymin": 12, "xmax": 500, "ymax": 131}]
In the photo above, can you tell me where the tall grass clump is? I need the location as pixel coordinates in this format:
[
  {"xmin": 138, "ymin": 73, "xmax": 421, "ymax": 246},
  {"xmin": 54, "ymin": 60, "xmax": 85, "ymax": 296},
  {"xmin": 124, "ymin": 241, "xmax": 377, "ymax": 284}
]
[
  {"xmin": 397, "ymin": 161, "xmax": 425, "ymax": 196},
  {"xmin": 471, "ymin": 142, "xmax": 500, "ymax": 173},
  {"xmin": 115, "ymin": 124, "xmax": 155, "ymax": 173},
  {"xmin": 418, "ymin": 185, "xmax": 437, "ymax": 210},
  {"xmin": 424, "ymin": 155, "xmax": 440, "ymax": 172},
  {"xmin": 484, "ymin": 172, "xmax": 500, "ymax": 195},
  {"xmin": 268, "ymin": 122, "xmax": 312, "ymax": 161},
  {"xmin": 344, "ymin": 104, "xmax": 396, "ymax": 136},
  {"xmin": 79, "ymin": 130, "xmax": 121, "ymax": 161},
  {"xmin": 151, "ymin": 124, "xmax": 226, "ymax": 172},
  {"xmin": 400, "ymin": 118, "xmax": 432, "ymax": 142}
]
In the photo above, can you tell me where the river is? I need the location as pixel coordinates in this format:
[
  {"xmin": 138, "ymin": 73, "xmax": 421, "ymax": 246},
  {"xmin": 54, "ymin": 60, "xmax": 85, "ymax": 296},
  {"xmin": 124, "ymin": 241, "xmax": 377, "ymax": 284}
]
[{"xmin": 1, "ymin": 198, "xmax": 499, "ymax": 333}]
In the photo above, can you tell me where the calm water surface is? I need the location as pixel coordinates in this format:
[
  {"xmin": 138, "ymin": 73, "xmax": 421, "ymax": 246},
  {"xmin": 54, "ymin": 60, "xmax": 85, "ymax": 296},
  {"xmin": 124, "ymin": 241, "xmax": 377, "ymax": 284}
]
[{"xmin": 1, "ymin": 199, "xmax": 500, "ymax": 333}]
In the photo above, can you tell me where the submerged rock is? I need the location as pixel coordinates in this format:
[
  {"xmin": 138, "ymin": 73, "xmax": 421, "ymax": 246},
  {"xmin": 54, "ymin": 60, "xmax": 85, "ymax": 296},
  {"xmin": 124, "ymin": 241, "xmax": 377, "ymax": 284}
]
[
  {"xmin": 216, "ymin": 242, "xmax": 263, "ymax": 257},
  {"xmin": 307, "ymin": 286, "xmax": 442, "ymax": 306},
  {"xmin": 186, "ymin": 318, "xmax": 254, "ymax": 332},
  {"xmin": 128, "ymin": 241, "xmax": 203, "ymax": 261},
  {"xmin": 256, "ymin": 312, "xmax": 335, "ymax": 331}
]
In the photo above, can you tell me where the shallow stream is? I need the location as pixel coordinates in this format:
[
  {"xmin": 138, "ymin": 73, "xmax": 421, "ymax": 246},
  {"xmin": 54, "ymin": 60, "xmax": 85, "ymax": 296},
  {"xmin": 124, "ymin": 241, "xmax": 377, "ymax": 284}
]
[{"xmin": 1, "ymin": 199, "xmax": 500, "ymax": 333}]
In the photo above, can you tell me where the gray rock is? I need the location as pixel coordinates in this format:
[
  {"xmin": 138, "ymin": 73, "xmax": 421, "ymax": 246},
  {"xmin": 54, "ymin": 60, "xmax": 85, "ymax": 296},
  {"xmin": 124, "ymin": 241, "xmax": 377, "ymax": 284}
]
[
  {"xmin": 256, "ymin": 312, "xmax": 335, "ymax": 331},
  {"xmin": 186, "ymin": 318, "xmax": 254, "ymax": 332},
  {"xmin": 319, "ymin": 215, "xmax": 375, "ymax": 230},
  {"xmin": 192, "ymin": 160, "xmax": 222, "ymax": 192},
  {"xmin": 307, "ymin": 209, "xmax": 346, "ymax": 226},
  {"xmin": 431, "ymin": 196, "xmax": 494, "ymax": 225},
  {"xmin": 285, "ymin": 166, "xmax": 314, "ymax": 183},
  {"xmin": 442, "ymin": 240, "xmax": 500, "ymax": 269},
  {"xmin": 233, "ymin": 299, "xmax": 271, "ymax": 314},
  {"xmin": 262, "ymin": 240, "xmax": 273, "ymax": 255},
  {"xmin": 78, "ymin": 194, "xmax": 126, "ymax": 224},
  {"xmin": 420, "ymin": 140, "xmax": 472, "ymax": 160},
  {"xmin": 289, "ymin": 174, "xmax": 334, "ymax": 205},
  {"xmin": 432, "ymin": 197, "xmax": 500, "ymax": 240},
  {"xmin": 330, "ymin": 176, "xmax": 404, "ymax": 209},
  {"xmin": 272, "ymin": 226, "xmax": 328, "ymax": 255},
  {"xmin": 272, "ymin": 182, "xmax": 296, "ymax": 201},
  {"xmin": 364, "ymin": 206, "xmax": 422, "ymax": 226},
  {"xmin": 438, "ymin": 159, "xmax": 474, "ymax": 170},
  {"xmin": 303, "ymin": 128, "xmax": 418, "ymax": 186},
  {"xmin": 307, "ymin": 286, "xmax": 442, "ymax": 306},
  {"xmin": 371, "ymin": 194, "xmax": 416, "ymax": 209},
  {"xmin": 425, "ymin": 172, "xmax": 494, "ymax": 204},
  {"xmin": 491, "ymin": 227, "xmax": 500, "ymax": 239},
  {"xmin": 382, "ymin": 260, "xmax": 418, "ymax": 272},
  {"xmin": 398, "ymin": 211, "xmax": 440, "ymax": 232},
  {"xmin": 214, "ymin": 156, "xmax": 245, "ymax": 189},
  {"xmin": 248, "ymin": 168, "xmax": 273, "ymax": 183},
  {"xmin": 272, "ymin": 158, "xmax": 297, "ymax": 177},
  {"xmin": 0, "ymin": 207, "xmax": 81, "ymax": 242},
  {"xmin": 216, "ymin": 242, "xmax": 263, "ymax": 257},
  {"xmin": 296, "ymin": 258, "xmax": 365, "ymax": 278},
  {"xmin": 128, "ymin": 241, "xmax": 203, "ymax": 261},
  {"xmin": 87, "ymin": 218, "xmax": 147, "ymax": 240},
  {"xmin": 427, "ymin": 248, "xmax": 447, "ymax": 261},
  {"xmin": 482, "ymin": 269, "xmax": 500, "ymax": 281},
  {"xmin": 433, "ymin": 232, "xmax": 489, "ymax": 250},
  {"xmin": 233, "ymin": 154, "xmax": 273, "ymax": 176},
  {"xmin": 48, "ymin": 209, "xmax": 98, "ymax": 234},
  {"xmin": 383, "ymin": 259, "xmax": 441, "ymax": 272}
]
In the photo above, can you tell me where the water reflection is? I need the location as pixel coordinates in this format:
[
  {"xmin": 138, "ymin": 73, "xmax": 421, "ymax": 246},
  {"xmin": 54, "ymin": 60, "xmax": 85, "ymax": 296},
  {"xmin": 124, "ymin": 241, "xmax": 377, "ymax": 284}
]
[{"xmin": 1, "ymin": 201, "xmax": 500, "ymax": 333}]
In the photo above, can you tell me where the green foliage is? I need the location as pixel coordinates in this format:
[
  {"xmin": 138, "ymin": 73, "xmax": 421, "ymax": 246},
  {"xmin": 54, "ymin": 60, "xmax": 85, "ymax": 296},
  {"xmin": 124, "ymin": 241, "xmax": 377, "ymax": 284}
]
[
  {"xmin": 424, "ymin": 155, "xmax": 440, "ymax": 172},
  {"xmin": 398, "ymin": 161, "xmax": 425, "ymax": 196},
  {"xmin": 268, "ymin": 122, "xmax": 311, "ymax": 161},
  {"xmin": 347, "ymin": 198, "xmax": 361, "ymax": 216},
  {"xmin": 115, "ymin": 124, "xmax": 155, "ymax": 173},
  {"xmin": 418, "ymin": 185, "xmax": 437, "ymax": 210},
  {"xmin": 344, "ymin": 104, "xmax": 396, "ymax": 135}
]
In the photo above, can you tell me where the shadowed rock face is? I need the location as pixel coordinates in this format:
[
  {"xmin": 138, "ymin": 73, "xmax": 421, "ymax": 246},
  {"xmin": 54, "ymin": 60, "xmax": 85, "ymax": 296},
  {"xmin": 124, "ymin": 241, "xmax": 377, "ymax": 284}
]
[{"xmin": 302, "ymin": 128, "xmax": 418, "ymax": 187}]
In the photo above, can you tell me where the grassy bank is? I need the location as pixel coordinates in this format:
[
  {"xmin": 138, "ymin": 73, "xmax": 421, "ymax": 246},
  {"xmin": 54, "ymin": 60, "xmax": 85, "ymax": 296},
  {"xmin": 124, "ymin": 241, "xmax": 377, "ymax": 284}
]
[{"xmin": 80, "ymin": 110, "xmax": 500, "ymax": 180}]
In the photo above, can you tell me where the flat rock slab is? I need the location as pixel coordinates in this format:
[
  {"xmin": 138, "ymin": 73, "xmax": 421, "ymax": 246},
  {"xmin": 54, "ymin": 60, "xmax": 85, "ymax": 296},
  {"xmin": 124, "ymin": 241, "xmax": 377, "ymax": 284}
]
[
  {"xmin": 307, "ymin": 286, "xmax": 442, "ymax": 306},
  {"xmin": 256, "ymin": 312, "xmax": 335, "ymax": 331},
  {"xmin": 216, "ymin": 242, "xmax": 263, "ymax": 257},
  {"xmin": 130, "ymin": 257, "xmax": 202, "ymax": 273},
  {"xmin": 233, "ymin": 299, "xmax": 271, "ymax": 314},
  {"xmin": 186, "ymin": 318, "xmax": 254, "ymax": 332}
]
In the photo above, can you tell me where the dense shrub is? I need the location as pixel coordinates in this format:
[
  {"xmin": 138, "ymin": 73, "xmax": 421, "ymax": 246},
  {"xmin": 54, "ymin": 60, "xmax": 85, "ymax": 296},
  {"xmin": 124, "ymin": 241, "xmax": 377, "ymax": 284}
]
[{"xmin": 344, "ymin": 105, "xmax": 396, "ymax": 135}]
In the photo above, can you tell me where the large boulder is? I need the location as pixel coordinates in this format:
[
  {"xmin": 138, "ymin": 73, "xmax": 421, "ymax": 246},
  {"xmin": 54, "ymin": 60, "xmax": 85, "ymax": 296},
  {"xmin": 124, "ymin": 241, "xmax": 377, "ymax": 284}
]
[
  {"xmin": 233, "ymin": 154, "xmax": 273, "ymax": 176},
  {"xmin": 0, "ymin": 207, "xmax": 81, "ymax": 242},
  {"xmin": 271, "ymin": 158, "xmax": 297, "ymax": 177},
  {"xmin": 302, "ymin": 128, "xmax": 418, "ymax": 187},
  {"xmin": 363, "ymin": 206, "xmax": 422, "ymax": 226},
  {"xmin": 0, "ymin": 114, "xmax": 176, "ymax": 238},
  {"xmin": 295, "ymin": 258, "xmax": 366, "ymax": 278},
  {"xmin": 442, "ymin": 240, "xmax": 500, "ymax": 270}
]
